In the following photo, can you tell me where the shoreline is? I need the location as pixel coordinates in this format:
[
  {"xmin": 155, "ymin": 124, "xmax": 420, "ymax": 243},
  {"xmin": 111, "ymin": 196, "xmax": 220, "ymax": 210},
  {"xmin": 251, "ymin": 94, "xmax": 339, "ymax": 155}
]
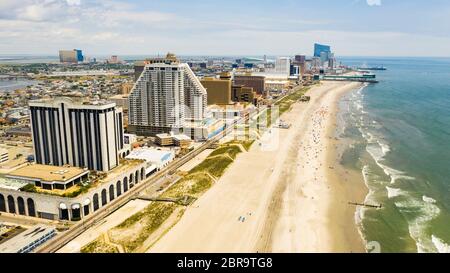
[
  {"xmin": 324, "ymin": 84, "xmax": 368, "ymax": 252},
  {"xmin": 148, "ymin": 81, "xmax": 368, "ymax": 253},
  {"xmin": 260, "ymin": 81, "xmax": 367, "ymax": 253}
]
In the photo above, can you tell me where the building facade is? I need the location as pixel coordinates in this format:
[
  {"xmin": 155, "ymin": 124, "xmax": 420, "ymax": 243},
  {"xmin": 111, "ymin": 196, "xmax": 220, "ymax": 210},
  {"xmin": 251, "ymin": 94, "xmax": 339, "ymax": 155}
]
[
  {"xmin": 133, "ymin": 53, "xmax": 179, "ymax": 81},
  {"xmin": 0, "ymin": 160, "xmax": 146, "ymax": 221},
  {"xmin": 232, "ymin": 85, "xmax": 256, "ymax": 104},
  {"xmin": 128, "ymin": 60, "xmax": 207, "ymax": 136},
  {"xmin": 233, "ymin": 75, "xmax": 266, "ymax": 96},
  {"xmin": 29, "ymin": 97, "xmax": 125, "ymax": 172},
  {"xmin": 59, "ymin": 49, "xmax": 83, "ymax": 63},
  {"xmin": 314, "ymin": 43, "xmax": 331, "ymax": 58},
  {"xmin": 200, "ymin": 76, "xmax": 232, "ymax": 105},
  {"xmin": 274, "ymin": 57, "xmax": 291, "ymax": 75}
]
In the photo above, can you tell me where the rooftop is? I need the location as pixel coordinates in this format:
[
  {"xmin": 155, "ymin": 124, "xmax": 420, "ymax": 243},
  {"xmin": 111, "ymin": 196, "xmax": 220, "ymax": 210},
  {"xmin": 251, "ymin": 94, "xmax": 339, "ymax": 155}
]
[
  {"xmin": 126, "ymin": 148, "xmax": 174, "ymax": 164},
  {"xmin": 172, "ymin": 134, "xmax": 191, "ymax": 141},
  {"xmin": 29, "ymin": 96, "xmax": 117, "ymax": 109},
  {"xmin": 156, "ymin": 133, "xmax": 172, "ymax": 139},
  {"xmin": 0, "ymin": 225, "xmax": 56, "ymax": 253},
  {"xmin": 0, "ymin": 176, "xmax": 28, "ymax": 190},
  {"xmin": 7, "ymin": 164, "xmax": 88, "ymax": 183}
]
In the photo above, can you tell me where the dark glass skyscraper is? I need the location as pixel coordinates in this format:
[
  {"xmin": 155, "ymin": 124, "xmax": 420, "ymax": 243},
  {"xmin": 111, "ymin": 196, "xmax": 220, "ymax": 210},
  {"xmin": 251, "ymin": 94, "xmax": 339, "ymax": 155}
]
[{"xmin": 75, "ymin": 49, "xmax": 84, "ymax": 62}]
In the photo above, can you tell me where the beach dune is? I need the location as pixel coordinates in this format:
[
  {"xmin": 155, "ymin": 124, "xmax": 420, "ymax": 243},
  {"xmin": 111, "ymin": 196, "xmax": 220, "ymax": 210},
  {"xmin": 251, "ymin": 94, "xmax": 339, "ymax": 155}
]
[{"xmin": 149, "ymin": 81, "xmax": 367, "ymax": 253}]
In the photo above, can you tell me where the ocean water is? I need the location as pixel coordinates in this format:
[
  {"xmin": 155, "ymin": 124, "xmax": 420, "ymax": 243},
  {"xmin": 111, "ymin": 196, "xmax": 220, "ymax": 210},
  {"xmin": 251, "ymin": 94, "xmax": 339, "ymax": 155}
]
[{"xmin": 338, "ymin": 57, "xmax": 450, "ymax": 253}]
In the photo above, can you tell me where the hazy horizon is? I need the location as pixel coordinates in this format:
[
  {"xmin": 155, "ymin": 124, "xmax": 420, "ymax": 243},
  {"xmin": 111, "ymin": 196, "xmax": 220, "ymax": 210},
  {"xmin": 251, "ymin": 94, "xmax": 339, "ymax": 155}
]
[{"xmin": 2, "ymin": 0, "xmax": 450, "ymax": 57}]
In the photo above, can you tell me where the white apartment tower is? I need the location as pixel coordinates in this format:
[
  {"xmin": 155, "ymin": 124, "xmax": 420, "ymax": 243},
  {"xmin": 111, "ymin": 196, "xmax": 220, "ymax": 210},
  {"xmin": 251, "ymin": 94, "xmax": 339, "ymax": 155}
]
[
  {"xmin": 29, "ymin": 97, "xmax": 125, "ymax": 172},
  {"xmin": 128, "ymin": 59, "xmax": 207, "ymax": 136},
  {"xmin": 275, "ymin": 57, "xmax": 291, "ymax": 75}
]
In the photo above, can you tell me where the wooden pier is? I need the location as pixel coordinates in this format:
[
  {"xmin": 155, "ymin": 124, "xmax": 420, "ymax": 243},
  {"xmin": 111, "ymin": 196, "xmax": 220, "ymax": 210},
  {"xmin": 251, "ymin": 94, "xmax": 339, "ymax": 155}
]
[
  {"xmin": 322, "ymin": 78, "xmax": 379, "ymax": 83},
  {"xmin": 348, "ymin": 202, "xmax": 382, "ymax": 209}
]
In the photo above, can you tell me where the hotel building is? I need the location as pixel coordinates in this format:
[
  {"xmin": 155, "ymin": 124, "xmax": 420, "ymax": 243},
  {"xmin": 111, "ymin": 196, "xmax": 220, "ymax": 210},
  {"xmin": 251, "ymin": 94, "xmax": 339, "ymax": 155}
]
[
  {"xmin": 59, "ymin": 49, "xmax": 83, "ymax": 63},
  {"xmin": 201, "ymin": 73, "xmax": 233, "ymax": 105},
  {"xmin": 234, "ymin": 74, "xmax": 266, "ymax": 96},
  {"xmin": 128, "ymin": 55, "xmax": 207, "ymax": 136},
  {"xmin": 29, "ymin": 97, "xmax": 125, "ymax": 172}
]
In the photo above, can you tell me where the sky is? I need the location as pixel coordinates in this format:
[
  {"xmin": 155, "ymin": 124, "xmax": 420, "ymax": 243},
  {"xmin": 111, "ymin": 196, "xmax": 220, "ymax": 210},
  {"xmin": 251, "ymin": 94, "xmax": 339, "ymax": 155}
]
[{"xmin": 1, "ymin": 0, "xmax": 450, "ymax": 57}]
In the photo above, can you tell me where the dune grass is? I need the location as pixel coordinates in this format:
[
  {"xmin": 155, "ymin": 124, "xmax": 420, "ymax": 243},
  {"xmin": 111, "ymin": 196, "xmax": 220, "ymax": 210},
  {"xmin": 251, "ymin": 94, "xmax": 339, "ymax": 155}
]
[
  {"xmin": 110, "ymin": 202, "xmax": 178, "ymax": 252},
  {"xmin": 161, "ymin": 172, "xmax": 213, "ymax": 199},
  {"xmin": 208, "ymin": 145, "xmax": 242, "ymax": 159},
  {"xmin": 81, "ymin": 237, "xmax": 119, "ymax": 253}
]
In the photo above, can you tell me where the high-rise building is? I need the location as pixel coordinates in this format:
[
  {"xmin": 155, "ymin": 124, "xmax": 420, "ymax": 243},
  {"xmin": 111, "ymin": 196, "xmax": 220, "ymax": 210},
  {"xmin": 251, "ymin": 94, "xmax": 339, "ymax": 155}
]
[
  {"xmin": 128, "ymin": 56, "xmax": 207, "ymax": 136},
  {"xmin": 59, "ymin": 49, "xmax": 83, "ymax": 63},
  {"xmin": 294, "ymin": 55, "xmax": 306, "ymax": 64},
  {"xmin": 133, "ymin": 53, "xmax": 179, "ymax": 81},
  {"xmin": 75, "ymin": 49, "xmax": 83, "ymax": 62},
  {"xmin": 314, "ymin": 43, "xmax": 331, "ymax": 58},
  {"xmin": 293, "ymin": 55, "xmax": 306, "ymax": 77},
  {"xmin": 274, "ymin": 57, "xmax": 291, "ymax": 75},
  {"xmin": 29, "ymin": 97, "xmax": 124, "ymax": 172},
  {"xmin": 201, "ymin": 73, "xmax": 232, "ymax": 105},
  {"xmin": 234, "ymin": 75, "xmax": 266, "ymax": 96}
]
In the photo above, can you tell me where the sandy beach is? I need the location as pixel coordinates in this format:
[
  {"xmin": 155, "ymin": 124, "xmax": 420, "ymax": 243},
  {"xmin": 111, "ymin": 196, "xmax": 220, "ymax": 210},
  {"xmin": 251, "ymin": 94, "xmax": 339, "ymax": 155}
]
[{"xmin": 149, "ymin": 81, "xmax": 367, "ymax": 253}]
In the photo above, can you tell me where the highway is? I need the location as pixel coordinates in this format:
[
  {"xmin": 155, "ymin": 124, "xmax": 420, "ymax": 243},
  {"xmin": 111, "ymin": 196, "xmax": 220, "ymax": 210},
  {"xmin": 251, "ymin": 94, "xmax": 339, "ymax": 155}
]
[{"xmin": 35, "ymin": 86, "xmax": 300, "ymax": 253}]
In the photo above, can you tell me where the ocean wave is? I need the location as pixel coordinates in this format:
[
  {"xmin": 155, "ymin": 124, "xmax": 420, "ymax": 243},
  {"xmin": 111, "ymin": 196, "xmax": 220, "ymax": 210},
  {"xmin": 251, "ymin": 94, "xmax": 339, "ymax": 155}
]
[
  {"xmin": 361, "ymin": 165, "xmax": 377, "ymax": 203},
  {"xmin": 432, "ymin": 235, "xmax": 450, "ymax": 253},
  {"xmin": 386, "ymin": 186, "xmax": 403, "ymax": 198},
  {"xmin": 366, "ymin": 143, "xmax": 384, "ymax": 161},
  {"xmin": 379, "ymin": 162, "xmax": 416, "ymax": 184},
  {"xmin": 395, "ymin": 197, "xmax": 441, "ymax": 253},
  {"xmin": 365, "ymin": 141, "xmax": 415, "ymax": 185},
  {"xmin": 378, "ymin": 141, "xmax": 391, "ymax": 155},
  {"xmin": 422, "ymin": 195, "xmax": 437, "ymax": 204}
]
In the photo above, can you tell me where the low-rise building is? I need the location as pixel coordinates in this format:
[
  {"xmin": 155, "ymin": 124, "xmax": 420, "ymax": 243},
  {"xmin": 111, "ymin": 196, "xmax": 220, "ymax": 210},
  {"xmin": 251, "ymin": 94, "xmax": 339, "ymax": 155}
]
[
  {"xmin": 155, "ymin": 133, "xmax": 174, "ymax": 146},
  {"xmin": 0, "ymin": 160, "xmax": 146, "ymax": 221},
  {"xmin": 0, "ymin": 225, "xmax": 56, "ymax": 253},
  {"xmin": 6, "ymin": 164, "xmax": 89, "ymax": 191},
  {"xmin": 126, "ymin": 148, "xmax": 175, "ymax": 176},
  {"xmin": 172, "ymin": 134, "xmax": 192, "ymax": 148},
  {"xmin": 183, "ymin": 118, "xmax": 226, "ymax": 141},
  {"xmin": 232, "ymin": 85, "xmax": 256, "ymax": 104},
  {"xmin": 208, "ymin": 104, "xmax": 253, "ymax": 120}
]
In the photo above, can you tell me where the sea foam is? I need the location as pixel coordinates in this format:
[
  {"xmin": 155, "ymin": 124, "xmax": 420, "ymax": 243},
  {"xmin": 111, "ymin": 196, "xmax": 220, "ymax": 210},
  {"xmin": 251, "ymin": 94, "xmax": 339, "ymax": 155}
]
[
  {"xmin": 386, "ymin": 186, "xmax": 403, "ymax": 199},
  {"xmin": 422, "ymin": 195, "xmax": 437, "ymax": 204},
  {"xmin": 432, "ymin": 235, "xmax": 450, "ymax": 253}
]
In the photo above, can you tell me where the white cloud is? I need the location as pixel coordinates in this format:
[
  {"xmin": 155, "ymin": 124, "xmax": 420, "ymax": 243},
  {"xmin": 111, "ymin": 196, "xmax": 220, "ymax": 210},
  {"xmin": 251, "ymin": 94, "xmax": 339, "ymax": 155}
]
[
  {"xmin": 66, "ymin": 0, "xmax": 81, "ymax": 6},
  {"xmin": 367, "ymin": 0, "xmax": 382, "ymax": 6},
  {"xmin": 2, "ymin": 0, "xmax": 450, "ymax": 57}
]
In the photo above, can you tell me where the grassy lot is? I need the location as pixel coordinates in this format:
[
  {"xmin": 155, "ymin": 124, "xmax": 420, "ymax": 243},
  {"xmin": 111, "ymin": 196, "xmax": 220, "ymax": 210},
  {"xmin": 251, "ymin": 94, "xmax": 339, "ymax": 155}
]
[
  {"xmin": 81, "ymin": 237, "xmax": 119, "ymax": 253},
  {"xmin": 161, "ymin": 173, "xmax": 213, "ymax": 199},
  {"xmin": 189, "ymin": 154, "xmax": 234, "ymax": 178},
  {"xmin": 109, "ymin": 202, "xmax": 179, "ymax": 252},
  {"xmin": 227, "ymin": 140, "xmax": 255, "ymax": 151},
  {"xmin": 208, "ymin": 144, "xmax": 242, "ymax": 159},
  {"xmin": 275, "ymin": 86, "xmax": 310, "ymax": 115}
]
